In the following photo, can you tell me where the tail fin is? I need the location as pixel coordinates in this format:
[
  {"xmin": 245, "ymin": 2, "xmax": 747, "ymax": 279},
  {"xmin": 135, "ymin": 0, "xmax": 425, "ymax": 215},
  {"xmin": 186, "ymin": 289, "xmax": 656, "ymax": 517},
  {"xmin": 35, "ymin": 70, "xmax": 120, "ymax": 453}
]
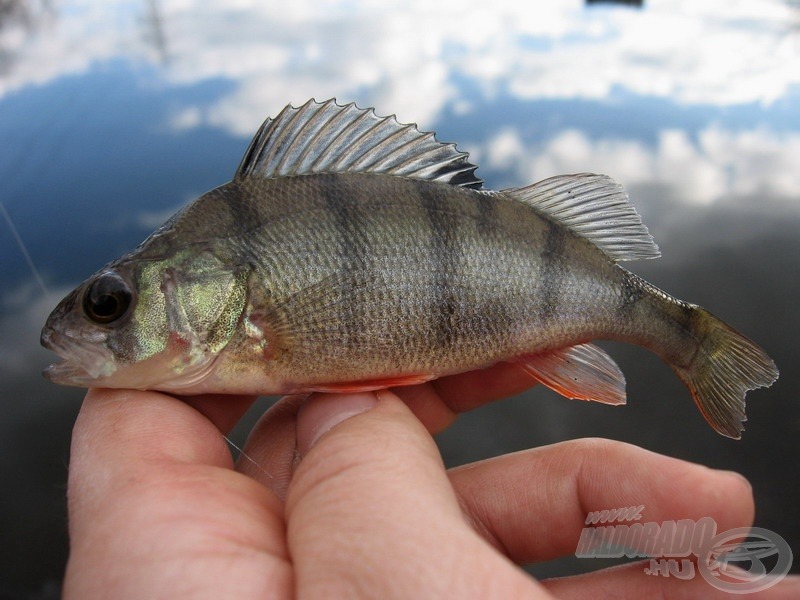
[{"xmin": 673, "ymin": 307, "xmax": 778, "ymax": 439}]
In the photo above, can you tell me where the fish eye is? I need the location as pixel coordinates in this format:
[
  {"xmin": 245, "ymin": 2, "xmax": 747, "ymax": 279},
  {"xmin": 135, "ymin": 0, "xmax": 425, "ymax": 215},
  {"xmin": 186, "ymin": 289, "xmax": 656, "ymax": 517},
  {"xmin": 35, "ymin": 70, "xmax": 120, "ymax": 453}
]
[{"xmin": 82, "ymin": 272, "xmax": 135, "ymax": 325}]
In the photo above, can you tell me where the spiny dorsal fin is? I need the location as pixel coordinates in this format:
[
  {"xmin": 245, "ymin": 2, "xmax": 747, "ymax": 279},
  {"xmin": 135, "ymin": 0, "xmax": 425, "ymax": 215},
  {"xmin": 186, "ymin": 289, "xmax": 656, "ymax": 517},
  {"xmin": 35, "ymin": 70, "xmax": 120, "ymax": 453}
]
[
  {"xmin": 504, "ymin": 173, "xmax": 661, "ymax": 262},
  {"xmin": 235, "ymin": 98, "xmax": 482, "ymax": 189}
]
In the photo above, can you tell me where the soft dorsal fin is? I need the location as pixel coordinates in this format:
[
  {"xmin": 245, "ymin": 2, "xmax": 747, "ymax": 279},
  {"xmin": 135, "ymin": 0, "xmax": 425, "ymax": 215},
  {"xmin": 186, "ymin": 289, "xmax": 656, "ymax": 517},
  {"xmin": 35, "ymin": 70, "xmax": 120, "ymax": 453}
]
[
  {"xmin": 504, "ymin": 173, "xmax": 661, "ymax": 262},
  {"xmin": 234, "ymin": 98, "xmax": 482, "ymax": 189}
]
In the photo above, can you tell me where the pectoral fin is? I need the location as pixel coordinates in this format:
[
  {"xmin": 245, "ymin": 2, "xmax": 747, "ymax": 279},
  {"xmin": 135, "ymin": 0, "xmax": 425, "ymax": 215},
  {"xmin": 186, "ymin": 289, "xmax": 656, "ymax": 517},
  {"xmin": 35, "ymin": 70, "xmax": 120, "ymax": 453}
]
[{"xmin": 514, "ymin": 343, "xmax": 626, "ymax": 405}]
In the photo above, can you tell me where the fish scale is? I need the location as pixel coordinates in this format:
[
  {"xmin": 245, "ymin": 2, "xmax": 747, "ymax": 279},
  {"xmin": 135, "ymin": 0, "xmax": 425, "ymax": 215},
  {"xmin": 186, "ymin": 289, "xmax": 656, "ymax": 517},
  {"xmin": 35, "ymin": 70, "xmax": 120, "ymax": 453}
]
[
  {"xmin": 41, "ymin": 99, "xmax": 778, "ymax": 438},
  {"xmin": 111, "ymin": 173, "xmax": 629, "ymax": 378}
]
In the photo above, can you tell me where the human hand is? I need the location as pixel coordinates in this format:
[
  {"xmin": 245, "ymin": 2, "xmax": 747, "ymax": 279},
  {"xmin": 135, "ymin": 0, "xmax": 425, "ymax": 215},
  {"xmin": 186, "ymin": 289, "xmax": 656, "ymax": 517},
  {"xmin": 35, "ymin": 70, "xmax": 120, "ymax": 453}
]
[{"xmin": 63, "ymin": 365, "xmax": 798, "ymax": 599}]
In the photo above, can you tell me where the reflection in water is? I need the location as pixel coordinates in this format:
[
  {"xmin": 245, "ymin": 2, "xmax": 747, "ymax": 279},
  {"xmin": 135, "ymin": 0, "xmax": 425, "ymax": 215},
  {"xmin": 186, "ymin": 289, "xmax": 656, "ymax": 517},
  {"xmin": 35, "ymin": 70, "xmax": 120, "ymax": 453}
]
[
  {"xmin": 1, "ymin": 1, "xmax": 797, "ymax": 130},
  {"xmin": 0, "ymin": 201, "xmax": 49, "ymax": 295},
  {"xmin": 0, "ymin": 1, "xmax": 798, "ymax": 596},
  {"xmin": 142, "ymin": 0, "xmax": 169, "ymax": 65},
  {"xmin": 0, "ymin": 0, "xmax": 52, "ymax": 29},
  {"xmin": 0, "ymin": 0, "xmax": 54, "ymax": 74},
  {"xmin": 586, "ymin": 0, "xmax": 644, "ymax": 7},
  {"xmin": 788, "ymin": 0, "xmax": 800, "ymax": 34},
  {"xmin": 478, "ymin": 123, "xmax": 800, "ymax": 210}
]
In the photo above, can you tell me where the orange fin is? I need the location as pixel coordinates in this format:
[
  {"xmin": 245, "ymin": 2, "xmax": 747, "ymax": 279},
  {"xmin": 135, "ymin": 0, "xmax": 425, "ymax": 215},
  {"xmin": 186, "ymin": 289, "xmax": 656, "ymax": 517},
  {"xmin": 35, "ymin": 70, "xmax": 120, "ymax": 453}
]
[
  {"xmin": 312, "ymin": 374, "xmax": 436, "ymax": 394},
  {"xmin": 514, "ymin": 343, "xmax": 626, "ymax": 405}
]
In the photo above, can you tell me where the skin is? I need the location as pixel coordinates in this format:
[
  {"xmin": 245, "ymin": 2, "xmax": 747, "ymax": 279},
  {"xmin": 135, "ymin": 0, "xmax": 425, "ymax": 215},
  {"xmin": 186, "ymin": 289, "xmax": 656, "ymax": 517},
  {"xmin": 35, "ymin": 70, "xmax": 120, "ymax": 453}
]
[{"xmin": 64, "ymin": 365, "xmax": 799, "ymax": 599}]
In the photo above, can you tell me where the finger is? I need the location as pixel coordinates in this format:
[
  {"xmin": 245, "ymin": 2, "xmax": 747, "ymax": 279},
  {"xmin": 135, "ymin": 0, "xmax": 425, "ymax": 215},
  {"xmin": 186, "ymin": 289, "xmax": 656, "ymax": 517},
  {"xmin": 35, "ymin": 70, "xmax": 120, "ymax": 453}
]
[
  {"xmin": 180, "ymin": 393, "xmax": 258, "ymax": 434},
  {"xmin": 241, "ymin": 363, "xmax": 538, "ymax": 493},
  {"xmin": 284, "ymin": 390, "xmax": 553, "ymax": 599},
  {"xmin": 237, "ymin": 394, "xmax": 308, "ymax": 500},
  {"xmin": 543, "ymin": 561, "xmax": 800, "ymax": 599},
  {"xmin": 434, "ymin": 361, "xmax": 537, "ymax": 410},
  {"xmin": 393, "ymin": 361, "xmax": 536, "ymax": 434},
  {"xmin": 448, "ymin": 438, "xmax": 755, "ymax": 565},
  {"xmin": 65, "ymin": 388, "xmax": 290, "ymax": 599}
]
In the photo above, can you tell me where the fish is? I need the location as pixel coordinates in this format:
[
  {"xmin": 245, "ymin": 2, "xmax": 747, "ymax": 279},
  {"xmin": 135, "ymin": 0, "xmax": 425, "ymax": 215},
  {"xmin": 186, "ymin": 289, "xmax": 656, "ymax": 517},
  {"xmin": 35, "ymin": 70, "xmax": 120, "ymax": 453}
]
[{"xmin": 40, "ymin": 98, "xmax": 778, "ymax": 438}]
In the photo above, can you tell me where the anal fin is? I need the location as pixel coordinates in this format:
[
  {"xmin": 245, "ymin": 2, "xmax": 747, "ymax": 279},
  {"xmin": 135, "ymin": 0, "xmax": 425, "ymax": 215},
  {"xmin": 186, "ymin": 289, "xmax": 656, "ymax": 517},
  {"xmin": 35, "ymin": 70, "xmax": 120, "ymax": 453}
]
[{"xmin": 514, "ymin": 343, "xmax": 626, "ymax": 406}]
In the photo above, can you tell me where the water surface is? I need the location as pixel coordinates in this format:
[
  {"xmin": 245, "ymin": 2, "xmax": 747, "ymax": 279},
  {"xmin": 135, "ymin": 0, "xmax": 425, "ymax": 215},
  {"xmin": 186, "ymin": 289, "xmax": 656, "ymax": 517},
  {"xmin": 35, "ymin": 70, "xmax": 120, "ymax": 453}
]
[{"xmin": 1, "ymin": 1, "xmax": 798, "ymax": 595}]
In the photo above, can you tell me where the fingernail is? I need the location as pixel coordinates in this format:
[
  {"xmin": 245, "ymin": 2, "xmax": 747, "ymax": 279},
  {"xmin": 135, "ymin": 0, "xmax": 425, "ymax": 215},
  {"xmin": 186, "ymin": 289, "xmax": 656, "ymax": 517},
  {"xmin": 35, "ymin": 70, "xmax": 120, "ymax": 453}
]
[{"xmin": 296, "ymin": 392, "xmax": 379, "ymax": 455}]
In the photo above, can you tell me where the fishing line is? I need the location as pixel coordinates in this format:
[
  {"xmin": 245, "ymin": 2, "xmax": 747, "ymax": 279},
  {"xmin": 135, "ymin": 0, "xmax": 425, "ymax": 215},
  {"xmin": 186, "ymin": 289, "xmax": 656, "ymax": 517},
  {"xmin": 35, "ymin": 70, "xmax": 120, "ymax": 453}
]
[
  {"xmin": 223, "ymin": 434, "xmax": 274, "ymax": 481},
  {"xmin": 1, "ymin": 200, "xmax": 50, "ymax": 297}
]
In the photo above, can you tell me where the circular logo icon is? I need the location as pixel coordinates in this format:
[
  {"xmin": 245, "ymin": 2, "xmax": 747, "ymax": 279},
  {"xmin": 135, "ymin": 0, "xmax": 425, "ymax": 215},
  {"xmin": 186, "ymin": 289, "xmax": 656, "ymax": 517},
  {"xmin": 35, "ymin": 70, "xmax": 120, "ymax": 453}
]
[{"xmin": 697, "ymin": 527, "xmax": 793, "ymax": 594}]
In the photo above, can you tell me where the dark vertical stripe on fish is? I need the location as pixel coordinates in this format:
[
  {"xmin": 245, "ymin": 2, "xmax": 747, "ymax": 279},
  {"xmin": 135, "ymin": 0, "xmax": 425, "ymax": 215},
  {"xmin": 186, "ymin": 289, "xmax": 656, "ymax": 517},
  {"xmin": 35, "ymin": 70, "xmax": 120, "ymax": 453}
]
[
  {"xmin": 417, "ymin": 181, "xmax": 460, "ymax": 351},
  {"xmin": 221, "ymin": 183, "xmax": 263, "ymax": 238},
  {"xmin": 475, "ymin": 191, "xmax": 498, "ymax": 235},
  {"xmin": 321, "ymin": 175, "xmax": 367, "ymax": 344},
  {"xmin": 538, "ymin": 219, "xmax": 566, "ymax": 321}
]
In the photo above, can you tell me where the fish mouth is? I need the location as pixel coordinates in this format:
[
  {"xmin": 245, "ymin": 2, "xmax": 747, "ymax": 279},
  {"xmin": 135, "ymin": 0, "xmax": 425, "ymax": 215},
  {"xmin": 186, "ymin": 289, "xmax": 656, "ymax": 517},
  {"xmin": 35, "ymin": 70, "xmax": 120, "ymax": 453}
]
[
  {"xmin": 41, "ymin": 328, "xmax": 115, "ymax": 386},
  {"xmin": 43, "ymin": 359, "xmax": 94, "ymax": 386}
]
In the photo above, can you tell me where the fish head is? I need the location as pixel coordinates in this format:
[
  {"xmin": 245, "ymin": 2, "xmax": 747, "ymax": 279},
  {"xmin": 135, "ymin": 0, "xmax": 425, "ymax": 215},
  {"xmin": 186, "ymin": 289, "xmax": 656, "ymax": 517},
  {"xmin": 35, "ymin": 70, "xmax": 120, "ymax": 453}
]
[{"xmin": 41, "ymin": 249, "xmax": 249, "ymax": 391}]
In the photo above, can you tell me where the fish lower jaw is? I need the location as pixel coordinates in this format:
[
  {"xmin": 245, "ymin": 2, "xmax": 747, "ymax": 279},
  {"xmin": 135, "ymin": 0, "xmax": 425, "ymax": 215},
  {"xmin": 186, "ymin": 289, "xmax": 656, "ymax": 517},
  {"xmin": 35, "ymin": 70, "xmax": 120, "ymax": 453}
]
[
  {"xmin": 43, "ymin": 360, "xmax": 99, "ymax": 387},
  {"xmin": 41, "ymin": 327, "xmax": 117, "ymax": 386}
]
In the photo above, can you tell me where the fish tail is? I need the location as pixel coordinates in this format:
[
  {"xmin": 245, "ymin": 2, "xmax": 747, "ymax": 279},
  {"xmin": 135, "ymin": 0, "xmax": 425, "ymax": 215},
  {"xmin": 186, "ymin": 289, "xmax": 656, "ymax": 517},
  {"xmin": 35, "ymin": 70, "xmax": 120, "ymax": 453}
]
[{"xmin": 670, "ymin": 306, "xmax": 778, "ymax": 439}]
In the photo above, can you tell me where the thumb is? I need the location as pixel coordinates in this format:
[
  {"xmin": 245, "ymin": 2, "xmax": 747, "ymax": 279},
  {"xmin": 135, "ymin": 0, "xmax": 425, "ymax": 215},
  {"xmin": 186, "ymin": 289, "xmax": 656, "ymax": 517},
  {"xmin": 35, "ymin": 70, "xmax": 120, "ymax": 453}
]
[{"xmin": 285, "ymin": 390, "xmax": 546, "ymax": 599}]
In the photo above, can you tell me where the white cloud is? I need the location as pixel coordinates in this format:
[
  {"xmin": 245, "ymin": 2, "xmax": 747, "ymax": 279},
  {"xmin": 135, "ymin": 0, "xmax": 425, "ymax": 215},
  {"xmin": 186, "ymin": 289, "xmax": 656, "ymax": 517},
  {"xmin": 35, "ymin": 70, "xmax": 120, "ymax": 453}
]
[
  {"xmin": 485, "ymin": 129, "xmax": 527, "ymax": 171},
  {"xmin": 484, "ymin": 125, "xmax": 800, "ymax": 206},
  {"xmin": 169, "ymin": 106, "xmax": 203, "ymax": 130},
  {"xmin": 2, "ymin": 0, "xmax": 798, "ymax": 136},
  {"xmin": 0, "ymin": 1, "xmax": 138, "ymax": 95}
]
